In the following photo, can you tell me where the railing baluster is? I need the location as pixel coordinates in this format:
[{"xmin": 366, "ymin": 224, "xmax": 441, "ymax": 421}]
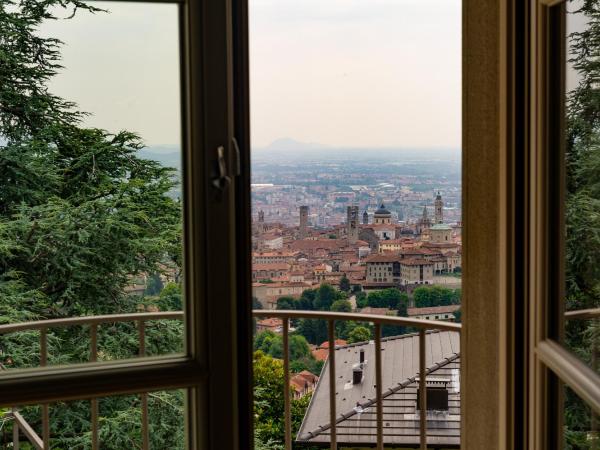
[
  {"xmin": 90, "ymin": 324, "xmax": 99, "ymax": 450},
  {"xmin": 283, "ymin": 317, "xmax": 292, "ymax": 450},
  {"xmin": 419, "ymin": 329, "xmax": 427, "ymax": 450},
  {"xmin": 40, "ymin": 328, "xmax": 49, "ymax": 450},
  {"xmin": 138, "ymin": 320, "xmax": 149, "ymax": 450},
  {"xmin": 13, "ymin": 410, "xmax": 20, "ymax": 450},
  {"xmin": 327, "ymin": 319, "xmax": 336, "ymax": 450},
  {"xmin": 374, "ymin": 323, "xmax": 383, "ymax": 450}
]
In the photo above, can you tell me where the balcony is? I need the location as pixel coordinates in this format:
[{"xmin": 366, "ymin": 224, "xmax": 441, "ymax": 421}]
[
  {"xmin": 0, "ymin": 312, "xmax": 184, "ymax": 450},
  {"xmin": 253, "ymin": 310, "xmax": 461, "ymax": 450},
  {"xmin": 0, "ymin": 310, "xmax": 462, "ymax": 450}
]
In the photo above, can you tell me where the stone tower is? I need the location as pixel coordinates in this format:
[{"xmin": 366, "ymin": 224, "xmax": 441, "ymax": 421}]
[
  {"xmin": 417, "ymin": 205, "xmax": 432, "ymax": 235},
  {"xmin": 347, "ymin": 206, "xmax": 359, "ymax": 244},
  {"xmin": 363, "ymin": 210, "xmax": 369, "ymax": 225},
  {"xmin": 434, "ymin": 191, "xmax": 444, "ymax": 224},
  {"xmin": 258, "ymin": 210, "xmax": 264, "ymax": 223},
  {"xmin": 299, "ymin": 206, "xmax": 309, "ymax": 238}
]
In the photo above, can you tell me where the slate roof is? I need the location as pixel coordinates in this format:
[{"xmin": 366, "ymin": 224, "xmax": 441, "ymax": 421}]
[{"xmin": 297, "ymin": 330, "xmax": 461, "ymax": 447}]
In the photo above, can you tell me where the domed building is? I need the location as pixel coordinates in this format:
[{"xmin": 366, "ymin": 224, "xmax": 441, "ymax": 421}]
[{"xmin": 373, "ymin": 203, "xmax": 392, "ymax": 224}]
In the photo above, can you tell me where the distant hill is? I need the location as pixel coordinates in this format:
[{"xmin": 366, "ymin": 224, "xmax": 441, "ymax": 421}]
[
  {"xmin": 138, "ymin": 148, "xmax": 181, "ymax": 171},
  {"xmin": 138, "ymin": 140, "xmax": 461, "ymax": 168},
  {"xmin": 253, "ymin": 138, "xmax": 461, "ymax": 163}
]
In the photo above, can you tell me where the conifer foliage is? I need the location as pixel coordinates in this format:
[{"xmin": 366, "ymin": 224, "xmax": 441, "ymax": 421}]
[
  {"xmin": 0, "ymin": 1, "xmax": 184, "ymax": 447},
  {"xmin": 564, "ymin": 1, "xmax": 600, "ymax": 447}
]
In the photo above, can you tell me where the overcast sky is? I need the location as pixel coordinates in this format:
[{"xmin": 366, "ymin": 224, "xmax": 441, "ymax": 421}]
[{"xmin": 43, "ymin": 0, "xmax": 461, "ymax": 150}]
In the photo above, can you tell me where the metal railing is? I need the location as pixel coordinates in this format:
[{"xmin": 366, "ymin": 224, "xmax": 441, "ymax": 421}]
[
  {"xmin": 0, "ymin": 311, "xmax": 184, "ymax": 450},
  {"xmin": 253, "ymin": 309, "xmax": 462, "ymax": 450},
  {"xmin": 0, "ymin": 309, "xmax": 464, "ymax": 449}
]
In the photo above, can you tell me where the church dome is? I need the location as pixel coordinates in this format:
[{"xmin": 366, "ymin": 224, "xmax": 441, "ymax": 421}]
[{"xmin": 374, "ymin": 203, "xmax": 391, "ymax": 216}]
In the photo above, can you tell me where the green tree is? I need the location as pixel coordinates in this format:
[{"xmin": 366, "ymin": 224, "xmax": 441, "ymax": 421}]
[
  {"xmin": 269, "ymin": 334, "xmax": 312, "ymax": 361},
  {"xmin": 331, "ymin": 299, "xmax": 352, "ymax": 313},
  {"xmin": 0, "ymin": 3, "xmax": 184, "ymax": 447},
  {"xmin": 367, "ymin": 288, "xmax": 406, "ymax": 309},
  {"xmin": 355, "ymin": 291, "xmax": 368, "ymax": 308},
  {"xmin": 252, "ymin": 296, "xmax": 263, "ymax": 310},
  {"xmin": 157, "ymin": 282, "xmax": 182, "ymax": 311},
  {"xmin": 413, "ymin": 286, "xmax": 459, "ymax": 308},
  {"xmin": 454, "ymin": 308, "xmax": 462, "ymax": 323},
  {"xmin": 296, "ymin": 288, "xmax": 317, "ymax": 310},
  {"xmin": 562, "ymin": 2, "xmax": 600, "ymax": 445},
  {"xmin": 339, "ymin": 275, "xmax": 351, "ymax": 292},
  {"xmin": 347, "ymin": 326, "xmax": 371, "ymax": 344},
  {"xmin": 313, "ymin": 284, "xmax": 338, "ymax": 310},
  {"xmin": 296, "ymin": 319, "xmax": 328, "ymax": 345},
  {"xmin": 254, "ymin": 330, "xmax": 278, "ymax": 354},
  {"xmin": 253, "ymin": 351, "xmax": 314, "ymax": 446},
  {"xmin": 276, "ymin": 296, "xmax": 296, "ymax": 310},
  {"xmin": 145, "ymin": 273, "xmax": 164, "ymax": 296}
]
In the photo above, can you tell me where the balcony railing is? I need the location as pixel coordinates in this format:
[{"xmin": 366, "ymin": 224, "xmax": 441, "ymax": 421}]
[
  {"xmin": 253, "ymin": 309, "xmax": 462, "ymax": 450},
  {"xmin": 0, "ymin": 311, "xmax": 184, "ymax": 450}
]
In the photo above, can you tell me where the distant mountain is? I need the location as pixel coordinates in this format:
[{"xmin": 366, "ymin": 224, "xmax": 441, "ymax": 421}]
[
  {"xmin": 252, "ymin": 138, "xmax": 460, "ymax": 163},
  {"xmin": 137, "ymin": 141, "xmax": 461, "ymax": 168},
  {"xmin": 138, "ymin": 147, "xmax": 181, "ymax": 171}
]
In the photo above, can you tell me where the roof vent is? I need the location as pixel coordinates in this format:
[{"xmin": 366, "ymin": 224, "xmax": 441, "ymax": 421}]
[{"xmin": 352, "ymin": 367, "xmax": 363, "ymax": 384}]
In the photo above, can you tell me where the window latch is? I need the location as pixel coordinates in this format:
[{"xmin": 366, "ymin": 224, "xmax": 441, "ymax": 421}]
[
  {"xmin": 212, "ymin": 138, "xmax": 241, "ymax": 193},
  {"xmin": 212, "ymin": 145, "xmax": 231, "ymax": 191}
]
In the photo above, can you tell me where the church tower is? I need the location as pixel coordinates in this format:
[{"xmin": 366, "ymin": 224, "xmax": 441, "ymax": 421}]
[
  {"xmin": 434, "ymin": 191, "xmax": 444, "ymax": 224},
  {"xmin": 347, "ymin": 206, "xmax": 359, "ymax": 244},
  {"xmin": 363, "ymin": 210, "xmax": 369, "ymax": 225},
  {"xmin": 417, "ymin": 205, "xmax": 432, "ymax": 235},
  {"xmin": 299, "ymin": 206, "xmax": 309, "ymax": 238}
]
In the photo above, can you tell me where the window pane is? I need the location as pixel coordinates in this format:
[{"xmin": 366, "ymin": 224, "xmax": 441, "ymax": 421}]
[
  {"xmin": 563, "ymin": 0, "xmax": 600, "ymax": 373},
  {"xmin": 250, "ymin": 0, "xmax": 462, "ymax": 447},
  {"xmin": 0, "ymin": 1, "xmax": 185, "ymax": 371},
  {"xmin": 563, "ymin": 386, "xmax": 600, "ymax": 449},
  {"xmin": 3, "ymin": 389, "xmax": 185, "ymax": 449}
]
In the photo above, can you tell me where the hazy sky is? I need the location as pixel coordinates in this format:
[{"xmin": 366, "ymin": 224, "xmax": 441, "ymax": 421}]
[{"xmin": 42, "ymin": 0, "xmax": 461, "ymax": 150}]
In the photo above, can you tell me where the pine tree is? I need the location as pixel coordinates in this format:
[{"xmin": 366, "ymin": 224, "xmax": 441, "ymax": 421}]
[{"xmin": 0, "ymin": 2, "xmax": 184, "ymax": 447}]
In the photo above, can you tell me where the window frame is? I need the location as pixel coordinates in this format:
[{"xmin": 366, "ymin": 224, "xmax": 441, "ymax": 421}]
[
  {"xmin": 529, "ymin": 1, "xmax": 600, "ymax": 449},
  {"xmin": 0, "ymin": 0, "xmax": 252, "ymax": 449}
]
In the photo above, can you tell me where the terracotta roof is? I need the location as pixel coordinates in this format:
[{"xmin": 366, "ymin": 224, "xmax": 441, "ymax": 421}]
[
  {"xmin": 318, "ymin": 339, "xmax": 348, "ymax": 349},
  {"xmin": 256, "ymin": 318, "xmax": 283, "ymax": 328},
  {"xmin": 289, "ymin": 239, "xmax": 345, "ymax": 252},
  {"xmin": 312, "ymin": 348, "xmax": 329, "ymax": 361},
  {"xmin": 407, "ymin": 304, "xmax": 461, "ymax": 316},
  {"xmin": 252, "ymin": 263, "xmax": 290, "ymax": 271},
  {"xmin": 421, "ymin": 242, "xmax": 460, "ymax": 249},
  {"xmin": 365, "ymin": 254, "xmax": 400, "ymax": 263},
  {"xmin": 400, "ymin": 258, "xmax": 434, "ymax": 266},
  {"xmin": 359, "ymin": 307, "xmax": 394, "ymax": 316}
]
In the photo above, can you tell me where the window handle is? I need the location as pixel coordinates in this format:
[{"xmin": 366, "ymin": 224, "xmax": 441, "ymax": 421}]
[{"xmin": 212, "ymin": 145, "xmax": 231, "ymax": 191}]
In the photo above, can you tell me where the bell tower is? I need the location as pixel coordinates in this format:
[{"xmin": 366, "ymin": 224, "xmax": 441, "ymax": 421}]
[{"xmin": 434, "ymin": 191, "xmax": 444, "ymax": 224}]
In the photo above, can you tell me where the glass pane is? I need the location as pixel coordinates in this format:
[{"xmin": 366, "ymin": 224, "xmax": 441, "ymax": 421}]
[
  {"xmin": 250, "ymin": 0, "xmax": 462, "ymax": 447},
  {"xmin": 563, "ymin": 0, "xmax": 600, "ymax": 372},
  {"xmin": 3, "ymin": 389, "xmax": 185, "ymax": 449},
  {"xmin": 562, "ymin": 1, "xmax": 600, "ymax": 445},
  {"xmin": 563, "ymin": 386, "xmax": 600, "ymax": 449},
  {"xmin": 0, "ymin": 1, "xmax": 185, "ymax": 372}
]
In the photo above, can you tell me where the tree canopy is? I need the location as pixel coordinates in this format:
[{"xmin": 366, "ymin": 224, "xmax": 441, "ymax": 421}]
[{"xmin": 0, "ymin": 1, "xmax": 184, "ymax": 447}]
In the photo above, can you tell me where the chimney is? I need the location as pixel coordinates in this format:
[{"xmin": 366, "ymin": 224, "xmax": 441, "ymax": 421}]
[{"xmin": 352, "ymin": 367, "xmax": 363, "ymax": 384}]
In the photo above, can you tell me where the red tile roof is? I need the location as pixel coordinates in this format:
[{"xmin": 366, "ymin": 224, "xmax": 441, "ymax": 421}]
[{"xmin": 407, "ymin": 305, "xmax": 460, "ymax": 316}]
